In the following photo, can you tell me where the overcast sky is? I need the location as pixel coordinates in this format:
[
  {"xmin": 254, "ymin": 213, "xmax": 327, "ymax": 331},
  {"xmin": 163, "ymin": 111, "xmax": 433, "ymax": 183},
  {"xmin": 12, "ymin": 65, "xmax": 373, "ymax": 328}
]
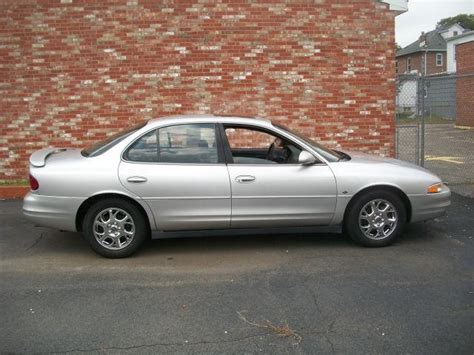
[{"xmin": 395, "ymin": 0, "xmax": 474, "ymax": 47}]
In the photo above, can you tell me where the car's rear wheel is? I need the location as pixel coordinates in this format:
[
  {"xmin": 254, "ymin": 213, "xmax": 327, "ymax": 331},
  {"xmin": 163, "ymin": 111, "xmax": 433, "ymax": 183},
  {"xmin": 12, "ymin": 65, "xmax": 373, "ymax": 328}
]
[
  {"xmin": 82, "ymin": 198, "xmax": 148, "ymax": 258},
  {"xmin": 344, "ymin": 190, "xmax": 406, "ymax": 247}
]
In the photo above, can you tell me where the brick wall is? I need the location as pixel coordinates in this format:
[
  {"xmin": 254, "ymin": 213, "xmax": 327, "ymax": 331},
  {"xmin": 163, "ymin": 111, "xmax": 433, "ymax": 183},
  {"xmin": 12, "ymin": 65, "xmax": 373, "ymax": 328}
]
[
  {"xmin": 426, "ymin": 52, "xmax": 447, "ymax": 75},
  {"xmin": 426, "ymin": 51, "xmax": 446, "ymax": 75},
  {"xmin": 456, "ymin": 41, "xmax": 474, "ymax": 127},
  {"xmin": 0, "ymin": 0, "xmax": 396, "ymax": 181},
  {"xmin": 397, "ymin": 52, "xmax": 422, "ymax": 74}
]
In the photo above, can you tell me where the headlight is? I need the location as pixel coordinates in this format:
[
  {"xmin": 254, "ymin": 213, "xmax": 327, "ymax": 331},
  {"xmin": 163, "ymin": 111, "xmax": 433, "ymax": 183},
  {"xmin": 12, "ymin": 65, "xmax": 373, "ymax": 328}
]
[{"xmin": 427, "ymin": 182, "xmax": 443, "ymax": 194}]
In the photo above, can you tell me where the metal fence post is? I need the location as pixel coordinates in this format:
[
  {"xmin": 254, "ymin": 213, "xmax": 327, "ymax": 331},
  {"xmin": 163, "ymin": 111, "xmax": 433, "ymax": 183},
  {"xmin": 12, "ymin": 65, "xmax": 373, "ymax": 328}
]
[
  {"xmin": 415, "ymin": 76, "xmax": 420, "ymax": 165},
  {"xmin": 395, "ymin": 126, "xmax": 399, "ymax": 159},
  {"xmin": 420, "ymin": 76, "xmax": 425, "ymax": 167}
]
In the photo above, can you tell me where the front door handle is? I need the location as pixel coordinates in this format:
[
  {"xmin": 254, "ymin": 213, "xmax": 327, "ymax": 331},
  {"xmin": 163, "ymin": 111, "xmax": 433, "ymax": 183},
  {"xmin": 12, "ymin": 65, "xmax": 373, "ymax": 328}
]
[
  {"xmin": 127, "ymin": 176, "xmax": 148, "ymax": 183},
  {"xmin": 235, "ymin": 175, "xmax": 256, "ymax": 183}
]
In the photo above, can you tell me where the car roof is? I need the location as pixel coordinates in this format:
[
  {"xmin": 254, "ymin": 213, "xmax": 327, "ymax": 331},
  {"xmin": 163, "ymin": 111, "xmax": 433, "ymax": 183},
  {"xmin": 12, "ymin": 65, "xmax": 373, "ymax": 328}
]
[{"xmin": 147, "ymin": 114, "xmax": 273, "ymax": 128}]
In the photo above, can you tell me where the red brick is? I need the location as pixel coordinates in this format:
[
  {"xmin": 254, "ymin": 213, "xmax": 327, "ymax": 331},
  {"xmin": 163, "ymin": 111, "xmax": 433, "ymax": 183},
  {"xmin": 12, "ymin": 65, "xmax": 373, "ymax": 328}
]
[
  {"xmin": 0, "ymin": 0, "xmax": 396, "ymax": 181},
  {"xmin": 456, "ymin": 41, "xmax": 474, "ymax": 127}
]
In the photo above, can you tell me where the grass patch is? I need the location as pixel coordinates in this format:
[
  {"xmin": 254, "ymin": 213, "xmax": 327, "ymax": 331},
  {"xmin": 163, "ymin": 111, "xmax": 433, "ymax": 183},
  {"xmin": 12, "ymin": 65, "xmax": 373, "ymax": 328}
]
[
  {"xmin": 0, "ymin": 179, "xmax": 29, "ymax": 186},
  {"xmin": 397, "ymin": 114, "xmax": 454, "ymax": 125}
]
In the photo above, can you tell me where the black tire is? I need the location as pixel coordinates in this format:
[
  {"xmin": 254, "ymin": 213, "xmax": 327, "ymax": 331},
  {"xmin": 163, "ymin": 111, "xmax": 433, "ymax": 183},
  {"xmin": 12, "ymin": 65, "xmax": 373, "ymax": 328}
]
[
  {"xmin": 82, "ymin": 198, "xmax": 149, "ymax": 258},
  {"xmin": 344, "ymin": 189, "xmax": 406, "ymax": 247}
]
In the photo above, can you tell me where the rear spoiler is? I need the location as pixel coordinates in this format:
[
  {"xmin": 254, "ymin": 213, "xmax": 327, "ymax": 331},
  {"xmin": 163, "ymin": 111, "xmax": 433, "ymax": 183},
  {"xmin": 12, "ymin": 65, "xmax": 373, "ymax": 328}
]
[{"xmin": 29, "ymin": 148, "xmax": 67, "ymax": 167}]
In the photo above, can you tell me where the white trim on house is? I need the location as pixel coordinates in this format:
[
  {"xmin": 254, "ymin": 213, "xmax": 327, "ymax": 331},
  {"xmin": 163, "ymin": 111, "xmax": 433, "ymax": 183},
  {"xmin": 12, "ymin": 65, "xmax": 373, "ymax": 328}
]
[
  {"xmin": 446, "ymin": 31, "xmax": 474, "ymax": 73},
  {"xmin": 436, "ymin": 53, "xmax": 443, "ymax": 67},
  {"xmin": 380, "ymin": 0, "xmax": 408, "ymax": 13}
]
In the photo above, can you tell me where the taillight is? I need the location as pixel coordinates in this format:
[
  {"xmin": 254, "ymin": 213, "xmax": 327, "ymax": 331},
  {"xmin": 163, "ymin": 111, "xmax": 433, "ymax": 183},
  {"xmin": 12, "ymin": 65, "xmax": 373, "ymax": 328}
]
[{"xmin": 29, "ymin": 174, "xmax": 39, "ymax": 191}]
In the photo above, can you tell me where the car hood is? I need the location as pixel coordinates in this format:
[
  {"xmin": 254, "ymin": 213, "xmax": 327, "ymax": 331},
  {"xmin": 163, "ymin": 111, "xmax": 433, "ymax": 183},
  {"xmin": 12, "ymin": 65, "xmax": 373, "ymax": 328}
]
[{"xmin": 340, "ymin": 150, "xmax": 431, "ymax": 173}]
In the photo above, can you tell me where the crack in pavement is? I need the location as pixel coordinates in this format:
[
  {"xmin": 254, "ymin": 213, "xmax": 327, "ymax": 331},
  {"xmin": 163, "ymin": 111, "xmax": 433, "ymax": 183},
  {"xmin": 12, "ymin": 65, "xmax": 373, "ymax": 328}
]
[
  {"xmin": 300, "ymin": 318, "xmax": 338, "ymax": 353},
  {"xmin": 303, "ymin": 281, "xmax": 323, "ymax": 316},
  {"xmin": 25, "ymin": 232, "xmax": 44, "ymax": 251},
  {"xmin": 49, "ymin": 331, "xmax": 272, "ymax": 354}
]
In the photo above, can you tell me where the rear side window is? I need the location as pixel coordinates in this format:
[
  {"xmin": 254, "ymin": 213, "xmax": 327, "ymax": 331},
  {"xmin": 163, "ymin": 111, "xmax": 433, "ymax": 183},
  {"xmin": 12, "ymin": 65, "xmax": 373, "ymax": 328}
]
[
  {"xmin": 124, "ymin": 123, "xmax": 219, "ymax": 164},
  {"xmin": 82, "ymin": 122, "xmax": 147, "ymax": 157},
  {"xmin": 124, "ymin": 130, "xmax": 158, "ymax": 162}
]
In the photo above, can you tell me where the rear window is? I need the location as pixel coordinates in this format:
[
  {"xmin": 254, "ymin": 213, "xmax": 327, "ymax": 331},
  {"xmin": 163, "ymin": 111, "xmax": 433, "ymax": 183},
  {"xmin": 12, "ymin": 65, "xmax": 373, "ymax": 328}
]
[{"xmin": 81, "ymin": 122, "xmax": 147, "ymax": 157}]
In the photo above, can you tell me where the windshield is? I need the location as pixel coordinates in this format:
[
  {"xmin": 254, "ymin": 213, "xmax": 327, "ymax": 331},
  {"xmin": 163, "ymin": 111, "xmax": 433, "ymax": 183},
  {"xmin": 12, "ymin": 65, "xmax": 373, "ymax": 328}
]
[
  {"xmin": 273, "ymin": 123, "xmax": 342, "ymax": 162},
  {"xmin": 81, "ymin": 122, "xmax": 147, "ymax": 157}
]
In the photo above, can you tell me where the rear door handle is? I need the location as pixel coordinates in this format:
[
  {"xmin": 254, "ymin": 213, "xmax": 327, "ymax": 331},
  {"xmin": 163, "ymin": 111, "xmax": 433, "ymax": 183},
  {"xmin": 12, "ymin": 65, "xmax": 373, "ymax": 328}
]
[
  {"xmin": 235, "ymin": 175, "xmax": 256, "ymax": 183},
  {"xmin": 127, "ymin": 176, "xmax": 148, "ymax": 183}
]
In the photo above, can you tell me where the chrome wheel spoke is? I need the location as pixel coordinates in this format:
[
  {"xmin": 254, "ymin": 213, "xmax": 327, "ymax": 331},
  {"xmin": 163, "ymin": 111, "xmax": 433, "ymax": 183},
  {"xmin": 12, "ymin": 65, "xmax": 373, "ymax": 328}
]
[
  {"xmin": 376, "ymin": 226, "xmax": 385, "ymax": 237},
  {"xmin": 114, "ymin": 214, "xmax": 127, "ymax": 223},
  {"xmin": 369, "ymin": 202, "xmax": 377, "ymax": 215},
  {"xmin": 94, "ymin": 220, "xmax": 107, "ymax": 230},
  {"xmin": 123, "ymin": 229, "xmax": 134, "ymax": 236}
]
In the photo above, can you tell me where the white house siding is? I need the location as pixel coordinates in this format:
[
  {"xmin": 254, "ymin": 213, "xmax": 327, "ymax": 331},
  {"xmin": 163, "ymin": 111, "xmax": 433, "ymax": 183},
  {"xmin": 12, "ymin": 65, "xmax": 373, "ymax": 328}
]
[
  {"xmin": 397, "ymin": 79, "xmax": 418, "ymax": 113},
  {"xmin": 446, "ymin": 32, "xmax": 474, "ymax": 73}
]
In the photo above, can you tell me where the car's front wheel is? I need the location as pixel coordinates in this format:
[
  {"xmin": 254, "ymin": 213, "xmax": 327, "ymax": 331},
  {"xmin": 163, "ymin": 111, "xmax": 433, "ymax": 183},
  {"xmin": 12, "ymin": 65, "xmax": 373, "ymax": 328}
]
[
  {"xmin": 82, "ymin": 198, "xmax": 149, "ymax": 258},
  {"xmin": 344, "ymin": 190, "xmax": 406, "ymax": 247}
]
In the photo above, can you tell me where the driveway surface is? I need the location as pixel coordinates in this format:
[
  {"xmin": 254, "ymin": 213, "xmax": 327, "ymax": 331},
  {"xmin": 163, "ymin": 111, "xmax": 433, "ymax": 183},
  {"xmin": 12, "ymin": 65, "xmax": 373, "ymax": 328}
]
[{"xmin": 1, "ymin": 194, "xmax": 473, "ymax": 354}]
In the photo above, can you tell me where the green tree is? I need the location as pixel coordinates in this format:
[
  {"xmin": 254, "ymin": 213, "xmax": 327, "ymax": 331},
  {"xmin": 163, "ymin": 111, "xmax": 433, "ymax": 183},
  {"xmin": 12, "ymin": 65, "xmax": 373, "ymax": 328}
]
[{"xmin": 437, "ymin": 14, "xmax": 474, "ymax": 30}]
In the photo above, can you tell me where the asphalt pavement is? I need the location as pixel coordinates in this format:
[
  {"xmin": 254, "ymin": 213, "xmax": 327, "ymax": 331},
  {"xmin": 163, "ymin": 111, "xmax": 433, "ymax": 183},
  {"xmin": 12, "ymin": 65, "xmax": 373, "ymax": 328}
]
[{"xmin": 1, "ymin": 194, "xmax": 473, "ymax": 354}]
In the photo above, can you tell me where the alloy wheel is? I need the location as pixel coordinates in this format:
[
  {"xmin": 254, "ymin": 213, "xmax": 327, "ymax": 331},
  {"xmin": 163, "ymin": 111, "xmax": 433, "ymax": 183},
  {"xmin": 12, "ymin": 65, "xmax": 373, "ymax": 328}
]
[
  {"xmin": 358, "ymin": 199, "xmax": 398, "ymax": 240},
  {"xmin": 93, "ymin": 208, "xmax": 136, "ymax": 250}
]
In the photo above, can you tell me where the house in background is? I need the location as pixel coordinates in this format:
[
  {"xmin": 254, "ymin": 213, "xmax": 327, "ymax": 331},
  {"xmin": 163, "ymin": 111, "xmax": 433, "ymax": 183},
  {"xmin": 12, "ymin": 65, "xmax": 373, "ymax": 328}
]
[
  {"xmin": 396, "ymin": 24, "xmax": 469, "ymax": 119},
  {"xmin": 446, "ymin": 30, "xmax": 474, "ymax": 73},
  {"xmin": 396, "ymin": 23, "xmax": 467, "ymax": 76}
]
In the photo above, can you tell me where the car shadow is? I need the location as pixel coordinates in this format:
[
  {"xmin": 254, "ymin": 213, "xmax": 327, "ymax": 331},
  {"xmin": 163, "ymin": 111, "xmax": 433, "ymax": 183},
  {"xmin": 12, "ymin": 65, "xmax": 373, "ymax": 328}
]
[
  {"xmin": 143, "ymin": 231, "xmax": 348, "ymax": 254},
  {"xmin": 10, "ymin": 220, "xmax": 441, "ymax": 264}
]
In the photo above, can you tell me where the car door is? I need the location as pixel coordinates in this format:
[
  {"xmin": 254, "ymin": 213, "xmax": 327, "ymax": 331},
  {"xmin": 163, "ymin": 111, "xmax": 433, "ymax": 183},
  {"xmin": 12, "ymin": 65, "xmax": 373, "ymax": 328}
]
[
  {"xmin": 221, "ymin": 124, "xmax": 337, "ymax": 228},
  {"xmin": 118, "ymin": 123, "xmax": 231, "ymax": 231}
]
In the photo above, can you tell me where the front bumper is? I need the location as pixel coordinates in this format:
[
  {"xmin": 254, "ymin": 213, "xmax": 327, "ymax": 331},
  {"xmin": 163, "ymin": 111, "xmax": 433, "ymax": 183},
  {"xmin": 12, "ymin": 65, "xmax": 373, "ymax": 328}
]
[
  {"xmin": 408, "ymin": 189, "xmax": 451, "ymax": 223},
  {"xmin": 23, "ymin": 192, "xmax": 85, "ymax": 232}
]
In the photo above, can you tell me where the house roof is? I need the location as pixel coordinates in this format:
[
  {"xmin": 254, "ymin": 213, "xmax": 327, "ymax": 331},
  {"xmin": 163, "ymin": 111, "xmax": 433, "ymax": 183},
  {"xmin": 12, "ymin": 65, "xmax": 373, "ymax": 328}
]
[{"xmin": 396, "ymin": 29, "xmax": 447, "ymax": 57}]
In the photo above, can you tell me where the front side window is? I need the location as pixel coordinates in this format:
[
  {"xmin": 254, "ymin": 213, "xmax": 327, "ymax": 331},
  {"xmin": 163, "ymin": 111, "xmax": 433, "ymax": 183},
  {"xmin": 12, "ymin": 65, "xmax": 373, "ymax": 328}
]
[
  {"xmin": 224, "ymin": 126, "xmax": 303, "ymax": 164},
  {"xmin": 125, "ymin": 123, "xmax": 219, "ymax": 164},
  {"xmin": 407, "ymin": 57, "xmax": 412, "ymax": 72},
  {"xmin": 273, "ymin": 123, "xmax": 342, "ymax": 162},
  {"xmin": 436, "ymin": 53, "xmax": 443, "ymax": 66}
]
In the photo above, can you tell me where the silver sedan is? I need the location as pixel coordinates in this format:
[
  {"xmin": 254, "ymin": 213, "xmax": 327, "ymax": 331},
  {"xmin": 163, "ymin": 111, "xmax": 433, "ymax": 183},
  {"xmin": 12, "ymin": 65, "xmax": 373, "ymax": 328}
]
[{"xmin": 23, "ymin": 115, "xmax": 451, "ymax": 258}]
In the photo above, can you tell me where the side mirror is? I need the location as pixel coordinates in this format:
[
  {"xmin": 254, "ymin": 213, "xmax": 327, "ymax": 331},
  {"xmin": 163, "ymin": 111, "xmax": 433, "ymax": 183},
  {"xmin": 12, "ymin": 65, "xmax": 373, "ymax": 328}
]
[{"xmin": 298, "ymin": 151, "xmax": 317, "ymax": 165}]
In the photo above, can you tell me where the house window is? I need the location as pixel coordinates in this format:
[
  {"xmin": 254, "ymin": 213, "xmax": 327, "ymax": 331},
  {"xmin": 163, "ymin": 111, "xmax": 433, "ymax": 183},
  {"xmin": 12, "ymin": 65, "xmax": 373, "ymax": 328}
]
[
  {"xmin": 453, "ymin": 31, "xmax": 458, "ymax": 36},
  {"xmin": 407, "ymin": 57, "xmax": 411, "ymax": 72},
  {"xmin": 395, "ymin": 60, "xmax": 398, "ymax": 73},
  {"xmin": 436, "ymin": 53, "xmax": 443, "ymax": 66}
]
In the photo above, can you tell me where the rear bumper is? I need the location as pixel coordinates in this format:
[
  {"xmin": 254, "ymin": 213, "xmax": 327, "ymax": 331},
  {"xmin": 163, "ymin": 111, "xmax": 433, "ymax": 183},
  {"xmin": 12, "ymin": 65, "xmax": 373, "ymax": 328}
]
[
  {"xmin": 23, "ymin": 192, "xmax": 85, "ymax": 232},
  {"xmin": 408, "ymin": 189, "xmax": 451, "ymax": 223}
]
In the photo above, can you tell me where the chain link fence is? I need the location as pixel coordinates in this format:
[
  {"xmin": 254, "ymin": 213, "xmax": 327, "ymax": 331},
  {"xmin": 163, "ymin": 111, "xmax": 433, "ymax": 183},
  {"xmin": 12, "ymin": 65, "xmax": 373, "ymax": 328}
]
[{"xmin": 396, "ymin": 73, "xmax": 474, "ymax": 194}]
